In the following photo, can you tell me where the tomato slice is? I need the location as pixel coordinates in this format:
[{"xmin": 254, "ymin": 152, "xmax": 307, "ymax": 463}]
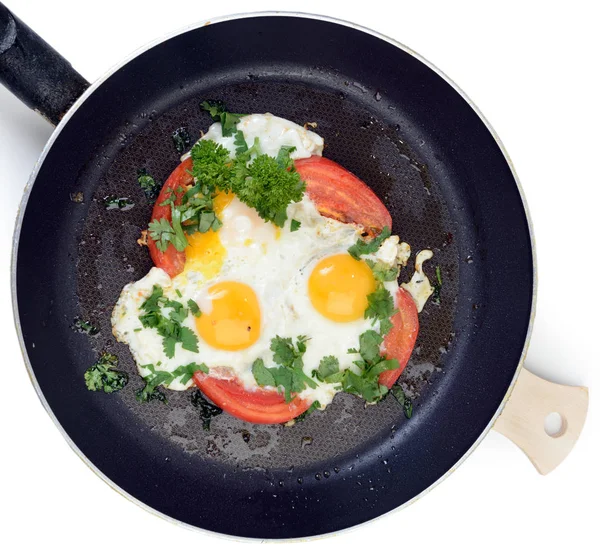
[
  {"xmin": 295, "ymin": 156, "xmax": 393, "ymax": 236},
  {"xmin": 379, "ymin": 288, "xmax": 419, "ymax": 389},
  {"xmin": 192, "ymin": 372, "xmax": 311, "ymax": 424},
  {"xmin": 147, "ymin": 157, "xmax": 193, "ymax": 277}
]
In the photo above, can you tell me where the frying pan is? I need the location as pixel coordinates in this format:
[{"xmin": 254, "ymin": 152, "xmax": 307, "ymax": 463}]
[{"xmin": 2, "ymin": 4, "xmax": 589, "ymax": 539}]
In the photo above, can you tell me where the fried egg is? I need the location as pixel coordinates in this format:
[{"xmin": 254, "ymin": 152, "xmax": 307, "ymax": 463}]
[{"xmin": 112, "ymin": 114, "xmax": 408, "ymax": 406}]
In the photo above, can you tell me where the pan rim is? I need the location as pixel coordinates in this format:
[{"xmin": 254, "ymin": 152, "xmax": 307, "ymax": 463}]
[{"xmin": 10, "ymin": 10, "xmax": 537, "ymax": 542}]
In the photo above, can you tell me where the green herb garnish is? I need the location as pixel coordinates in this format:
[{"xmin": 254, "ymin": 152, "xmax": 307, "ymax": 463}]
[
  {"xmin": 200, "ymin": 100, "xmax": 245, "ymax": 137},
  {"xmin": 365, "ymin": 259, "xmax": 399, "ymax": 282},
  {"xmin": 290, "ymin": 219, "xmax": 301, "ymax": 232},
  {"xmin": 172, "ymin": 126, "xmax": 191, "ymax": 154},
  {"xmin": 294, "ymin": 400, "xmax": 322, "ymax": 423},
  {"xmin": 391, "ymin": 384, "xmax": 414, "ymax": 419},
  {"xmin": 251, "ymin": 336, "xmax": 317, "ymax": 403},
  {"xmin": 84, "ymin": 353, "xmax": 128, "ymax": 393},
  {"xmin": 72, "ymin": 317, "xmax": 99, "ymax": 336},
  {"xmin": 103, "ymin": 195, "xmax": 134, "ymax": 211},
  {"xmin": 348, "ymin": 226, "xmax": 391, "ymax": 260},
  {"xmin": 187, "ymin": 299, "xmax": 201, "ymax": 317},
  {"xmin": 432, "ymin": 265, "xmax": 442, "ymax": 305},
  {"xmin": 138, "ymin": 285, "xmax": 199, "ymax": 358},
  {"xmin": 136, "ymin": 362, "xmax": 208, "ymax": 403},
  {"xmin": 137, "ymin": 168, "xmax": 161, "ymax": 199}
]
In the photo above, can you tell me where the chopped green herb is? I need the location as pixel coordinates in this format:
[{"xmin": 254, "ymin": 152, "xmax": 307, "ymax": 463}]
[
  {"xmin": 252, "ymin": 336, "xmax": 316, "ymax": 403},
  {"xmin": 138, "ymin": 285, "xmax": 199, "ymax": 358},
  {"xmin": 316, "ymin": 356, "xmax": 340, "ymax": 380},
  {"xmin": 252, "ymin": 358, "xmax": 276, "ymax": 387},
  {"xmin": 191, "ymin": 389, "xmax": 223, "ymax": 430},
  {"xmin": 84, "ymin": 353, "xmax": 128, "ymax": 393},
  {"xmin": 348, "ymin": 226, "xmax": 391, "ymax": 260},
  {"xmin": 148, "ymin": 217, "xmax": 187, "ymax": 253},
  {"xmin": 432, "ymin": 265, "xmax": 442, "ymax": 305},
  {"xmin": 231, "ymin": 150, "xmax": 306, "ymax": 227},
  {"xmin": 391, "ymin": 384, "xmax": 414, "ymax": 419},
  {"xmin": 136, "ymin": 362, "xmax": 208, "ymax": 404},
  {"xmin": 365, "ymin": 259, "xmax": 399, "ymax": 282},
  {"xmin": 275, "ymin": 145, "xmax": 296, "ymax": 169},
  {"xmin": 137, "ymin": 168, "xmax": 161, "ymax": 200},
  {"xmin": 234, "ymin": 129, "xmax": 248, "ymax": 154},
  {"xmin": 172, "ymin": 126, "xmax": 191, "ymax": 154},
  {"xmin": 72, "ymin": 317, "xmax": 99, "ymax": 336},
  {"xmin": 294, "ymin": 400, "xmax": 322, "ymax": 423},
  {"xmin": 365, "ymin": 286, "xmax": 397, "ymax": 328},
  {"xmin": 290, "ymin": 219, "xmax": 301, "ymax": 232},
  {"xmin": 187, "ymin": 299, "xmax": 201, "ymax": 317},
  {"xmin": 200, "ymin": 100, "xmax": 245, "ymax": 137},
  {"xmin": 103, "ymin": 195, "xmax": 134, "ymax": 211}
]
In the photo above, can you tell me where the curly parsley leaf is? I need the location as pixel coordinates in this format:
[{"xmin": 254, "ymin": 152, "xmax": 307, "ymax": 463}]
[
  {"xmin": 348, "ymin": 226, "xmax": 391, "ymax": 260},
  {"xmin": 231, "ymin": 151, "xmax": 306, "ymax": 227},
  {"xmin": 190, "ymin": 139, "xmax": 233, "ymax": 193},
  {"xmin": 84, "ymin": 353, "xmax": 128, "ymax": 393}
]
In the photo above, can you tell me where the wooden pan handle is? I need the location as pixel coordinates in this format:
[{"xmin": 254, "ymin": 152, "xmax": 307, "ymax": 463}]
[{"xmin": 493, "ymin": 368, "xmax": 589, "ymax": 475}]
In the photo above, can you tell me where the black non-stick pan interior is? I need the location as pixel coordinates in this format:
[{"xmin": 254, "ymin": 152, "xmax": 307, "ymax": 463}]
[{"xmin": 15, "ymin": 16, "xmax": 533, "ymax": 538}]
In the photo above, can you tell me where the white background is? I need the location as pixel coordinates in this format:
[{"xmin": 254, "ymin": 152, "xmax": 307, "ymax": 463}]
[{"xmin": 1, "ymin": 0, "xmax": 598, "ymax": 550}]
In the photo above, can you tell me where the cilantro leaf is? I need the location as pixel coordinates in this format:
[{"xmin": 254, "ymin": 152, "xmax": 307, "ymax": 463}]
[
  {"xmin": 252, "ymin": 359, "xmax": 276, "ymax": 387},
  {"xmin": 234, "ymin": 130, "xmax": 248, "ymax": 154},
  {"xmin": 84, "ymin": 353, "xmax": 128, "ymax": 393},
  {"xmin": 365, "ymin": 259, "xmax": 399, "ymax": 282},
  {"xmin": 180, "ymin": 327, "xmax": 199, "ymax": 353},
  {"xmin": 348, "ymin": 226, "xmax": 391, "ymax": 260},
  {"xmin": 432, "ymin": 265, "xmax": 442, "ymax": 305},
  {"xmin": 357, "ymin": 330, "xmax": 383, "ymax": 364},
  {"xmin": 162, "ymin": 336, "xmax": 177, "ymax": 359},
  {"xmin": 148, "ymin": 218, "xmax": 185, "ymax": 253},
  {"xmin": 317, "ymin": 356, "xmax": 340, "ymax": 380},
  {"xmin": 290, "ymin": 219, "xmax": 301, "ymax": 232},
  {"xmin": 72, "ymin": 317, "xmax": 99, "ymax": 336},
  {"xmin": 275, "ymin": 145, "xmax": 296, "ymax": 169},
  {"xmin": 365, "ymin": 286, "xmax": 396, "ymax": 322},
  {"xmin": 391, "ymin": 384, "xmax": 414, "ymax": 419},
  {"xmin": 200, "ymin": 100, "xmax": 245, "ymax": 137},
  {"xmin": 294, "ymin": 400, "xmax": 322, "ymax": 423},
  {"xmin": 187, "ymin": 299, "xmax": 201, "ymax": 317}
]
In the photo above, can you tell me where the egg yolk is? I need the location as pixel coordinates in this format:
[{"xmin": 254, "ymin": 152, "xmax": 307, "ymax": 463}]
[
  {"xmin": 196, "ymin": 281, "xmax": 261, "ymax": 351},
  {"xmin": 308, "ymin": 254, "xmax": 376, "ymax": 322},
  {"xmin": 183, "ymin": 192, "xmax": 234, "ymax": 279}
]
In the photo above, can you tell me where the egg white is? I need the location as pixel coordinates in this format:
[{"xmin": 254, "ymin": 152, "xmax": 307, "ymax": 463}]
[{"xmin": 112, "ymin": 114, "xmax": 405, "ymax": 406}]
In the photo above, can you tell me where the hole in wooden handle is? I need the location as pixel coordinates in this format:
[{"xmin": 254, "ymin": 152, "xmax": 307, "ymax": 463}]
[{"xmin": 494, "ymin": 368, "xmax": 588, "ymax": 475}]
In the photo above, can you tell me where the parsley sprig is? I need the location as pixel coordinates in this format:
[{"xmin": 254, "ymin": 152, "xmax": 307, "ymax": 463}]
[
  {"xmin": 84, "ymin": 353, "xmax": 128, "ymax": 393},
  {"xmin": 348, "ymin": 226, "xmax": 391, "ymax": 260},
  {"xmin": 138, "ymin": 285, "xmax": 199, "ymax": 358},
  {"xmin": 251, "ymin": 336, "xmax": 317, "ymax": 402},
  {"xmin": 136, "ymin": 361, "xmax": 208, "ymax": 403}
]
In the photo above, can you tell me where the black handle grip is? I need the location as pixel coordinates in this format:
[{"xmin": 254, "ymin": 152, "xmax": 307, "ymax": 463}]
[{"xmin": 0, "ymin": 3, "xmax": 89, "ymax": 125}]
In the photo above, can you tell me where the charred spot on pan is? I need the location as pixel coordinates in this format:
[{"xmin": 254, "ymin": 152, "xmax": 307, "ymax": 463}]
[{"xmin": 70, "ymin": 191, "xmax": 84, "ymax": 203}]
